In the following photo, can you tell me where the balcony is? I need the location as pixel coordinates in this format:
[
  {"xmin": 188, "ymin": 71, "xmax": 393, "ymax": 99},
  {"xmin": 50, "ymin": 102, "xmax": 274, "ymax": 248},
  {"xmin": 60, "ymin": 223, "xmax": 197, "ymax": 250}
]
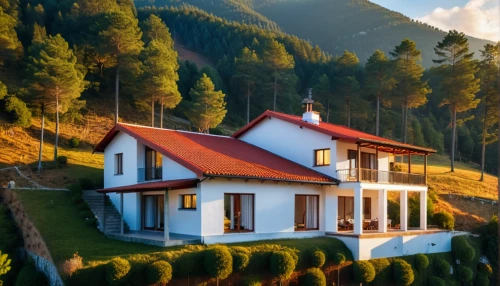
[
  {"xmin": 138, "ymin": 167, "xmax": 163, "ymax": 182},
  {"xmin": 336, "ymin": 168, "xmax": 426, "ymax": 185}
]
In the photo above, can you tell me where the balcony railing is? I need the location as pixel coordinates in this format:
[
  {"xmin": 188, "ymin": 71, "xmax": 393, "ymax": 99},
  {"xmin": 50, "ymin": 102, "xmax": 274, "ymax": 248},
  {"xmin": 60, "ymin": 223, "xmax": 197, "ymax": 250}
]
[
  {"xmin": 336, "ymin": 168, "xmax": 426, "ymax": 185},
  {"xmin": 138, "ymin": 167, "xmax": 163, "ymax": 182}
]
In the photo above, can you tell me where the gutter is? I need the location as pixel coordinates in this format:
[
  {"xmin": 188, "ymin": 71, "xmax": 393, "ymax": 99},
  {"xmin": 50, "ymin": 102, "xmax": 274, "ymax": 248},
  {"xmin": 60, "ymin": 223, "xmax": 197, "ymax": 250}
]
[{"xmin": 202, "ymin": 174, "xmax": 339, "ymax": 186}]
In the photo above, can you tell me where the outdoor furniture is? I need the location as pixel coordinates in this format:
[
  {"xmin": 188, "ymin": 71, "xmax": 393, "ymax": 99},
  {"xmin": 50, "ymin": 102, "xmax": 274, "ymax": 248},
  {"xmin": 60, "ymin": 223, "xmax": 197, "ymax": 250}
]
[
  {"xmin": 338, "ymin": 219, "xmax": 348, "ymax": 230},
  {"xmin": 367, "ymin": 220, "xmax": 378, "ymax": 230},
  {"xmin": 387, "ymin": 219, "xmax": 392, "ymax": 230}
]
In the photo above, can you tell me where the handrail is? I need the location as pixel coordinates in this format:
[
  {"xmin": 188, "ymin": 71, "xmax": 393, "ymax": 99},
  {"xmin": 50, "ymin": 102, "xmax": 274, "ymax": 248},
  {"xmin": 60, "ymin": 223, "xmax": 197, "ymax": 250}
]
[{"xmin": 336, "ymin": 168, "xmax": 426, "ymax": 185}]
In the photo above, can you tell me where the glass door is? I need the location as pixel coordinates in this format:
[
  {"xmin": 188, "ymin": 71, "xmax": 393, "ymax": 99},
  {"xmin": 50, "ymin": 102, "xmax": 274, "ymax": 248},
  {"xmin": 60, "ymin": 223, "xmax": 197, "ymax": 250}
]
[{"xmin": 143, "ymin": 195, "xmax": 164, "ymax": 231}]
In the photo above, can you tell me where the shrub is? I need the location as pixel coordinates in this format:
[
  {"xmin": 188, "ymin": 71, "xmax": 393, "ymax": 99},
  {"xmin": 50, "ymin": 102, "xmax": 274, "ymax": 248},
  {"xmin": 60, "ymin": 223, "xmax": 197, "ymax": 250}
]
[
  {"xmin": 78, "ymin": 178, "xmax": 95, "ymax": 190},
  {"xmin": 393, "ymin": 259, "xmax": 414, "ymax": 286},
  {"xmin": 475, "ymin": 273, "xmax": 489, "ymax": 286},
  {"xmin": 270, "ymin": 251, "xmax": 296, "ymax": 281},
  {"xmin": 433, "ymin": 211, "xmax": 454, "ymax": 230},
  {"xmin": 353, "ymin": 260, "xmax": 375, "ymax": 283},
  {"xmin": 57, "ymin": 156, "xmax": 68, "ymax": 167},
  {"xmin": 174, "ymin": 249, "xmax": 206, "ymax": 276},
  {"xmin": 0, "ymin": 251, "xmax": 11, "ymax": 276},
  {"xmin": 456, "ymin": 265, "xmax": 473, "ymax": 283},
  {"xmin": 302, "ymin": 267, "xmax": 326, "ymax": 286},
  {"xmin": 434, "ymin": 258, "xmax": 450, "ymax": 278},
  {"xmin": 204, "ymin": 245, "xmax": 232, "ymax": 280},
  {"xmin": 451, "ymin": 236, "xmax": 475, "ymax": 263},
  {"xmin": 310, "ymin": 250, "xmax": 326, "ymax": 268},
  {"xmin": 69, "ymin": 137, "xmax": 80, "ymax": 148},
  {"xmin": 370, "ymin": 258, "xmax": 391, "ymax": 285},
  {"xmin": 105, "ymin": 258, "xmax": 131, "ymax": 285},
  {"xmin": 241, "ymin": 275, "xmax": 262, "ymax": 286},
  {"xmin": 5, "ymin": 96, "xmax": 31, "ymax": 127},
  {"xmin": 62, "ymin": 253, "xmax": 83, "ymax": 277},
  {"xmin": 146, "ymin": 260, "xmax": 172, "ymax": 285},
  {"xmin": 428, "ymin": 276, "xmax": 446, "ymax": 286},
  {"xmin": 230, "ymin": 247, "xmax": 250, "ymax": 272},
  {"xmin": 332, "ymin": 252, "xmax": 346, "ymax": 265},
  {"xmin": 15, "ymin": 264, "xmax": 48, "ymax": 286},
  {"xmin": 415, "ymin": 254, "xmax": 429, "ymax": 271},
  {"xmin": 477, "ymin": 262, "xmax": 493, "ymax": 277}
]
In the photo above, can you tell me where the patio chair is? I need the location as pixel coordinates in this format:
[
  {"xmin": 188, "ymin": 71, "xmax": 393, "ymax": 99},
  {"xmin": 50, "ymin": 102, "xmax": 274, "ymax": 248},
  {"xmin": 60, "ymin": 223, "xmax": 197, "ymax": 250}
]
[
  {"xmin": 338, "ymin": 219, "xmax": 348, "ymax": 230},
  {"xmin": 368, "ymin": 220, "xmax": 377, "ymax": 230},
  {"xmin": 387, "ymin": 219, "xmax": 392, "ymax": 230}
]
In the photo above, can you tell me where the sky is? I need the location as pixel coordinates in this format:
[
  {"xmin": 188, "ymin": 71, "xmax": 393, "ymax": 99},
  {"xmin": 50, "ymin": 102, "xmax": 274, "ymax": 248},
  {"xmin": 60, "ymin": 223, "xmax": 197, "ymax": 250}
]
[{"xmin": 370, "ymin": 0, "xmax": 500, "ymax": 42}]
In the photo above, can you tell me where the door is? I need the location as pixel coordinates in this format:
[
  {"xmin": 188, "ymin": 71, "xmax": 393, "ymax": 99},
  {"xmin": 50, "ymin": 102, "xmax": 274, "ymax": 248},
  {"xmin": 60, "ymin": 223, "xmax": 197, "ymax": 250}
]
[{"xmin": 143, "ymin": 195, "xmax": 164, "ymax": 231}]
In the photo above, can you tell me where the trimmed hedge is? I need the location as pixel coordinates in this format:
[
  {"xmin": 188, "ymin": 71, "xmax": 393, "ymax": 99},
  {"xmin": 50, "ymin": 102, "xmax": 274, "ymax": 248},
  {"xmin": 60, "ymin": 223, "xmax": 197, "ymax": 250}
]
[
  {"xmin": 270, "ymin": 251, "xmax": 296, "ymax": 281},
  {"xmin": 146, "ymin": 260, "xmax": 172, "ymax": 285},
  {"xmin": 370, "ymin": 258, "xmax": 391, "ymax": 285},
  {"xmin": 475, "ymin": 273, "xmax": 489, "ymax": 286},
  {"xmin": 332, "ymin": 252, "xmax": 346, "ymax": 265},
  {"xmin": 434, "ymin": 258, "xmax": 450, "ymax": 278},
  {"xmin": 309, "ymin": 250, "xmax": 326, "ymax": 268},
  {"xmin": 204, "ymin": 245, "xmax": 233, "ymax": 280},
  {"xmin": 105, "ymin": 258, "xmax": 131, "ymax": 285},
  {"xmin": 415, "ymin": 254, "xmax": 429, "ymax": 271},
  {"xmin": 451, "ymin": 236, "xmax": 475, "ymax": 263},
  {"xmin": 428, "ymin": 276, "xmax": 446, "ymax": 286},
  {"xmin": 477, "ymin": 262, "xmax": 493, "ymax": 277},
  {"xmin": 456, "ymin": 265, "xmax": 473, "ymax": 283},
  {"xmin": 302, "ymin": 267, "xmax": 326, "ymax": 286},
  {"xmin": 241, "ymin": 275, "xmax": 262, "ymax": 286},
  {"xmin": 393, "ymin": 259, "xmax": 414, "ymax": 286},
  {"xmin": 230, "ymin": 247, "xmax": 250, "ymax": 272},
  {"xmin": 353, "ymin": 261, "xmax": 375, "ymax": 283},
  {"xmin": 433, "ymin": 211, "xmax": 454, "ymax": 230}
]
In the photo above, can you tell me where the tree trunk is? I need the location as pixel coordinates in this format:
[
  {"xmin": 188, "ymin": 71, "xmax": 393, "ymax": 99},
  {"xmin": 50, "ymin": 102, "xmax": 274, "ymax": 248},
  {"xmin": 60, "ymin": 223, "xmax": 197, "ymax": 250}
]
[
  {"xmin": 450, "ymin": 106, "xmax": 457, "ymax": 172},
  {"xmin": 247, "ymin": 83, "xmax": 250, "ymax": 124},
  {"xmin": 273, "ymin": 67, "xmax": 277, "ymax": 111},
  {"xmin": 376, "ymin": 96, "xmax": 380, "ymax": 136},
  {"xmin": 37, "ymin": 103, "xmax": 45, "ymax": 172},
  {"xmin": 480, "ymin": 102, "xmax": 488, "ymax": 181},
  {"xmin": 160, "ymin": 98, "xmax": 164, "ymax": 129},
  {"xmin": 151, "ymin": 96, "xmax": 155, "ymax": 127},
  {"xmin": 54, "ymin": 94, "xmax": 59, "ymax": 166},
  {"xmin": 115, "ymin": 64, "xmax": 120, "ymax": 124}
]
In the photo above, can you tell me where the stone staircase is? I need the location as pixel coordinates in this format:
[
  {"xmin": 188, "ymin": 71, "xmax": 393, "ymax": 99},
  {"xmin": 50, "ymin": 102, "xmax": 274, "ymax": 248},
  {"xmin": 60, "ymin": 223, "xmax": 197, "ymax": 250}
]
[{"xmin": 82, "ymin": 190, "xmax": 123, "ymax": 234}]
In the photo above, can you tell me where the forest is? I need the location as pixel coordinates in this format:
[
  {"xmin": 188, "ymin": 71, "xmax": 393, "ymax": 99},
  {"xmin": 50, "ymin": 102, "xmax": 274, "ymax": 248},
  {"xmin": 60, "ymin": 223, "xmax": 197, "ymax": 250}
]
[{"xmin": 0, "ymin": 0, "xmax": 498, "ymax": 177}]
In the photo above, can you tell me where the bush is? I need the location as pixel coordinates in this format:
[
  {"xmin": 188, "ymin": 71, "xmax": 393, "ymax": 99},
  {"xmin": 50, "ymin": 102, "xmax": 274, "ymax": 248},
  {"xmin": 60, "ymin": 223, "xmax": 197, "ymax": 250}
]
[
  {"xmin": 230, "ymin": 247, "xmax": 250, "ymax": 272},
  {"xmin": 433, "ymin": 211, "xmax": 454, "ymax": 230},
  {"xmin": 434, "ymin": 258, "xmax": 450, "ymax": 278},
  {"xmin": 57, "ymin": 156, "xmax": 68, "ymax": 167},
  {"xmin": 241, "ymin": 275, "xmax": 262, "ymax": 286},
  {"xmin": 204, "ymin": 245, "xmax": 232, "ymax": 280},
  {"xmin": 270, "ymin": 251, "xmax": 296, "ymax": 281},
  {"xmin": 78, "ymin": 178, "xmax": 95, "ymax": 190},
  {"xmin": 475, "ymin": 273, "xmax": 489, "ymax": 286},
  {"xmin": 332, "ymin": 252, "xmax": 346, "ymax": 265},
  {"xmin": 174, "ymin": 250, "xmax": 206, "ymax": 276},
  {"xmin": 451, "ymin": 236, "xmax": 475, "ymax": 263},
  {"xmin": 62, "ymin": 253, "xmax": 83, "ymax": 278},
  {"xmin": 415, "ymin": 254, "xmax": 429, "ymax": 271},
  {"xmin": 477, "ymin": 262, "xmax": 493, "ymax": 277},
  {"xmin": 456, "ymin": 265, "xmax": 473, "ymax": 283},
  {"xmin": 370, "ymin": 258, "xmax": 391, "ymax": 285},
  {"xmin": 15, "ymin": 264, "xmax": 48, "ymax": 286},
  {"xmin": 105, "ymin": 258, "xmax": 131, "ymax": 285},
  {"xmin": 5, "ymin": 96, "xmax": 31, "ymax": 127},
  {"xmin": 69, "ymin": 137, "xmax": 80, "ymax": 148},
  {"xmin": 353, "ymin": 261, "xmax": 375, "ymax": 283},
  {"xmin": 310, "ymin": 250, "xmax": 326, "ymax": 268},
  {"xmin": 428, "ymin": 276, "xmax": 446, "ymax": 286},
  {"xmin": 302, "ymin": 267, "xmax": 326, "ymax": 286},
  {"xmin": 146, "ymin": 260, "xmax": 172, "ymax": 285},
  {"xmin": 393, "ymin": 259, "xmax": 414, "ymax": 286}
]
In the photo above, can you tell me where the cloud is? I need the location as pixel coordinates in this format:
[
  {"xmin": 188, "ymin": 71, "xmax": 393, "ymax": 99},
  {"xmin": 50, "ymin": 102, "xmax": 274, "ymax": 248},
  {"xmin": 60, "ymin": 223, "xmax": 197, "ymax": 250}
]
[{"xmin": 416, "ymin": 0, "xmax": 499, "ymax": 42}]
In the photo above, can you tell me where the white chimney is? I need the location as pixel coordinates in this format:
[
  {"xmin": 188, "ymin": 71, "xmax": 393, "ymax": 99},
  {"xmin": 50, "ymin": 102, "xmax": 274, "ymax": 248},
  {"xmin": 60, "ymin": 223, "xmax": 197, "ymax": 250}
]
[{"xmin": 302, "ymin": 88, "xmax": 320, "ymax": 125}]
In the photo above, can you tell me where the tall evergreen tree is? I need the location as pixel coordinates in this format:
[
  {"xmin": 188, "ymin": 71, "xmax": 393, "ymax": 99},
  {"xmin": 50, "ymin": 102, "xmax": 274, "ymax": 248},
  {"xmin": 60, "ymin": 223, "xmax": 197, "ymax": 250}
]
[
  {"xmin": 0, "ymin": 6, "xmax": 21, "ymax": 65},
  {"xmin": 95, "ymin": 11, "xmax": 143, "ymax": 124},
  {"xmin": 311, "ymin": 74, "xmax": 333, "ymax": 122},
  {"xmin": 391, "ymin": 39, "xmax": 430, "ymax": 143},
  {"xmin": 433, "ymin": 30, "xmax": 480, "ymax": 172},
  {"xmin": 185, "ymin": 74, "xmax": 227, "ymax": 133},
  {"xmin": 478, "ymin": 43, "xmax": 499, "ymax": 181},
  {"xmin": 365, "ymin": 50, "xmax": 396, "ymax": 136},
  {"xmin": 140, "ymin": 14, "xmax": 172, "ymax": 45},
  {"xmin": 334, "ymin": 50, "xmax": 360, "ymax": 128},
  {"xmin": 26, "ymin": 34, "xmax": 85, "ymax": 166},
  {"xmin": 262, "ymin": 39, "xmax": 294, "ymax": 111}
]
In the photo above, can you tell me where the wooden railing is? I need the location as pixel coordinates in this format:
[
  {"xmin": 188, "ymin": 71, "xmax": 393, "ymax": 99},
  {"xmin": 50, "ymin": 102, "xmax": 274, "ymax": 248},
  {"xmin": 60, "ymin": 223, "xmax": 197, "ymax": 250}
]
[{"xmin": 336, "ymin": 168, "xmax": 426, "ymax": 185}]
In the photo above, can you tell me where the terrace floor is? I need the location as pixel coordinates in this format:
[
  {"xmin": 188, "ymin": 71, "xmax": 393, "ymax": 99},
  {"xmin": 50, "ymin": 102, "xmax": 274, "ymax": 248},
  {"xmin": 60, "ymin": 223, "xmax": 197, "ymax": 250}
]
[
  {"xmin": 105, "ymin": 230, "xmax": 201, "ymax": 247},
  {"xmin": 327, "ymin": 228, "xmax": 447, "ymax": 238}
]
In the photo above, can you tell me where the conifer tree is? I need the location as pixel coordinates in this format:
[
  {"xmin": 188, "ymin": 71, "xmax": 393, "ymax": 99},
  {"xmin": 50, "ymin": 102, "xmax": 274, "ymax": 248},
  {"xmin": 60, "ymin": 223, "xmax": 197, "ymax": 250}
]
[
  {"xmin": 365, "ymin": 50, "xmax": 396, "ymax": 136},
  {"xmin": 478, "ymin": 43, "xmax": 499, "ymax": 181},
  {"xmin": 185, "ymin": 74, "xmax": 227, "ymax": 133},
  {"xmin": 262, "ymin": 39, "xmax": 294, "ymax": 111},
  {"xmin": 433, "ymin": 30, "xmax": 480, "ymax": 172},
  {"xmin": 391, "ymin": 39, "xmax": 430, "ymax": 143},
  {"xmin": 0, "ymin": 6, "xmax": 22, "ymax": 65},
  {"xmin": 311, "ymin": 74, "xmax": 333, "ymax": 122},
  {"xmin": 334, "ymin": 50, "xmax": 360, "ymax": 128},
  {"xmin": 141, "ymin": 14, "xmax": 172, "ymax": 45},
  {"xmin": 26, "ymin": 34, "xmax": 85, "ymax": 166},
  {"xmin": 95, "ymin": 11, "xmax": 143, "ymax": 124}
]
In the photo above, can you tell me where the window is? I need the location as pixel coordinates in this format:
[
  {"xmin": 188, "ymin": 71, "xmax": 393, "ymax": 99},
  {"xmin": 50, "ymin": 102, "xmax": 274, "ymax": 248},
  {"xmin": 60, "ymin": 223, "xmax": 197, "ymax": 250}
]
[
  {"xmin": 295, "ymin": 195, "xmax": 319, "ymax": 230},
  {"xmin": 224, "ymin": 194, "xmax": 254, "ymax": 233},
  {"xmin": 314, "ymin": 149, "xmax": 330, "ymax": 166},
  {"xmin": 180, "ymin": 194, "xmax": 197, "ymax": 209},
  {"xmin": 348, "ymin": 150, "xmax": 357, "ymax": 169},
  {"xmin": 348, "ymin": 150, "xmax": 376, "ymax": 169},
  {"xmin": 145, "ymin": 146, "xmax": 162, "ymax": 180},
  {"xmin": 114, "ymin": 153, "xmax": 123, "ymax": 175},
  {"xmin": 337, "ymin": 196, "xmax": 371, "ymax": 220}
]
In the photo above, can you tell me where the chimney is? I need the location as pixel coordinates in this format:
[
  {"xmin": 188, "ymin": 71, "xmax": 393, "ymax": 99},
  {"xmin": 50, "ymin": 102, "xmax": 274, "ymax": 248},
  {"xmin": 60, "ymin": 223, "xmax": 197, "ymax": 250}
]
[{"xmin": 301, "ymin": 88, "xmax": 320, "ymax": 125}]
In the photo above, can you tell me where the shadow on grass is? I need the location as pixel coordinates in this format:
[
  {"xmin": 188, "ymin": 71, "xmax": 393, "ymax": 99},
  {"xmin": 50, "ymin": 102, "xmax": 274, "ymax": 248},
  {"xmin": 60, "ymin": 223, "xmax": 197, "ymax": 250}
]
[{"xmin": 20, "ymin": 162, "xmax": 104, "ymax": 189}]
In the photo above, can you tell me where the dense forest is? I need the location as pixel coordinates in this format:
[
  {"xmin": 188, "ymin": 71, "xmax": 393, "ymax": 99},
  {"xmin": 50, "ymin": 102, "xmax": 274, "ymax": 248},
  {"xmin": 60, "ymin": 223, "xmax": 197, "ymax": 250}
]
[{"xmin": 0, "ymin": 0, "xmax": 498, "ymax": 177}]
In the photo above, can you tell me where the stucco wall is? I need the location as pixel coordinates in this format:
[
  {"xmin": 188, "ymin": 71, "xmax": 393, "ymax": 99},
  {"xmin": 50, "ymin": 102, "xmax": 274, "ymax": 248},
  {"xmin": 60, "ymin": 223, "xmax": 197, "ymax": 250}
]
[
  {"xmin": 162, "ymin": 156, "xmax": 197, "ymax": 180},
  {"xmin": 104, "ymin": 132, "xmax": 138, "ymax": 188},
  {"xmin": 168, "ymin": 187, "xmax": 201, "ymax": 236}
]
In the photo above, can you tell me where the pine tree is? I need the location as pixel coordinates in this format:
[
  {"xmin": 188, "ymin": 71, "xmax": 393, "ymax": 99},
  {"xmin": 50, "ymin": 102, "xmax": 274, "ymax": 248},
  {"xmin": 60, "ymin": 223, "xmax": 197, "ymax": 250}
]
[
  {"xmin": 262, "ymin": 39, "xmax": 294, "ymax": 111},
  {"xmin": 311, "ymin": 74, "xmax": 333, "ymax": 122},
  {"xmin": 365, "ymin": 50, "xmax": 396, "ymax": 136},
  {"xmin": 478, "ymin": 43, "xmax": 499, "ymax": 181},
  {"xmin": 26, "ymin": 34, "xmax": 85, "ymax": 166},
  {"xmin": 141, "ymin": 14, "xmax": 173, "ymax": 46},
  {"xmin": 185, "ymin": 74, "xmax": 227, "ymax": 133},
  {"xmin": 391, "ymin": 39, "xmax": 431, "ymax": 143},
  {"xmin": 334, "ymin": 50, "xmax": 360, "ymax": 128},
  {"xmin": 139, "ymin": 40, "xmax": 181, "ymax": 128},
  {"xmin": 433, "ymin": 30, "xmax": 480, "ymax": 172},
  {"xmin": 95, "ymin": 11, "xmax": 143, "ymax": 124},
  {"xmin": 0, "ymin": 6, "xmax": 22, "ymax": 65}
]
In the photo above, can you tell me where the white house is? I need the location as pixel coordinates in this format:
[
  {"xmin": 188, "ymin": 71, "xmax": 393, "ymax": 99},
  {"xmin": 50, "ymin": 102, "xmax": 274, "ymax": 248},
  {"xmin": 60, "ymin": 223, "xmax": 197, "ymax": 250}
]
[{"xmin": 93, "ymin": 100, "xmax": 451, "ymax": 260}]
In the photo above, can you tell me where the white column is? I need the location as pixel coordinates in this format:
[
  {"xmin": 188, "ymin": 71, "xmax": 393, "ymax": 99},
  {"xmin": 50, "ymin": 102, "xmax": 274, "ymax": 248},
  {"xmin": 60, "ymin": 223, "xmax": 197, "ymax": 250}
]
[
  {"xmin": 325, "ymin": 192, "xmax": 338, "ymax": 233},
  {"xmin": 353, "ymin": 186, "xmax": 363, "ymax": 235},
  {"xmin": 164, "ymin": 190, "xmax": 169, "ymax": 240},
  {"xmin": 400, "ymin": 190, "xmax": 408, "ymax": 231},
  {"xmin": 230, "ymin": 195, "xmax": 234, "ymax": 229},
  {"xmin": 378, "ymin": 189, "xmax": 387, "ymax": 233},
  {"xmin": 120, "ymin": 193, "xmax": 124, "ymax": 234},
  {"xmin": 420, "ymin": 190, "xmax": 427, "ymax": 230}
]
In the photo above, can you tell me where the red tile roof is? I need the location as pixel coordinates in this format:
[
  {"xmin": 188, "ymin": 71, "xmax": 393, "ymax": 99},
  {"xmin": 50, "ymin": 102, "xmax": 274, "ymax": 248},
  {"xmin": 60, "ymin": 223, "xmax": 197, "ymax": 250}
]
[
  {"xmin": 232, "ymin": 111, "xmax": 436, "ymax": 155},
  {"xmin": 97, "ymin": 179, "xmax": 199, "ymax": 193},
  {"xmin": 94, "ymin": 123, "xmax": 337, "ymax": 184}
]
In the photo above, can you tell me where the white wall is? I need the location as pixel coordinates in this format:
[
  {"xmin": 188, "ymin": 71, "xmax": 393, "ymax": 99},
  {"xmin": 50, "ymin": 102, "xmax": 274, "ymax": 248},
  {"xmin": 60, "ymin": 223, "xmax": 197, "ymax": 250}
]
[
  {"xmin": 239, "ymin": 118, "xmax": 337, "ymax": 177},
  {"xmin": 162, "ymin": 156, "xmax": 197, "ymax": 180},
  {"xmin": 199, "ymin": 179, "xmax": 327, "ymax": 243},
  {"xmin": 104, "ymin": 132, "xmax": 138, "ymax": 188}
]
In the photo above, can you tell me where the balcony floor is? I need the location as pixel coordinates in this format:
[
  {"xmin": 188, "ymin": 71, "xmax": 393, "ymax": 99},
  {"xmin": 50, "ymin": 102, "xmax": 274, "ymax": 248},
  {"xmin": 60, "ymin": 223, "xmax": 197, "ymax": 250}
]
[{"xmin": 327, "ymin": 228, "xmax": 446, "ymax": 238}]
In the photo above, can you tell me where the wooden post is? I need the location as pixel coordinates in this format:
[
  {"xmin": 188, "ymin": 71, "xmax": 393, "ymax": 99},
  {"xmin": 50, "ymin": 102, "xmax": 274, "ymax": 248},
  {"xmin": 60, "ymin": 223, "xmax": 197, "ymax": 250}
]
[
  {"xmin": 120, "ymin": 193, "xmax": 124, "ymax": 234},
  {"xmin": 357, "ymin": 143, "xmax": 361, "ymax": 181},
  {"xmin": 375, "ymin": 146, "xmax": 379, "ymax": 182},
  {"xmin": 164, "ymin": 190, "xmax": 169, "ymax": 241},
  {"xmin": 408, "ymin": 150, "xmax": 411, "ymax": 173},
  {"xmin": 424, "ymin": 154, "xmax": 428, "ymax": 185},
  {"xmin": 102, "ymin": 193, "xmax": 106, "ymax": 233}
]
